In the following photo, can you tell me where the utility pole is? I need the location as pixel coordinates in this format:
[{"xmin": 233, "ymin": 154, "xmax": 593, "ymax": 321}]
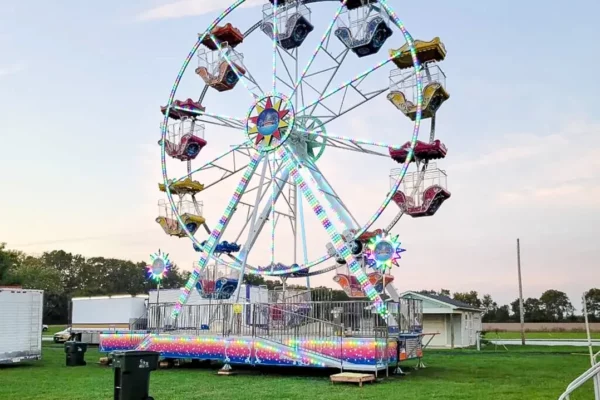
[{"xmin": 517, "ymin": 238, "xmax": 525, "ymax": 345}]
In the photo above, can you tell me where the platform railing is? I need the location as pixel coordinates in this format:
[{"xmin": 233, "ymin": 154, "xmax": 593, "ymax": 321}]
[
  {"xmin": 129, "ymin": 312, "xmax": 148, "ymax": 331},
  {"xmin": 253, "ymin": 303, "xmax": 346, "ymax": 369},
  {"xmin": 142, "ymin": 300, "xmax": 418, "ymax": 337}
]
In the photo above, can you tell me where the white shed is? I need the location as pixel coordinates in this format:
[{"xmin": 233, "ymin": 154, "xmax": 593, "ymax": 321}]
[{"xmin": 400, "ymin": 291, "xmax": 483, "ymax": 348}]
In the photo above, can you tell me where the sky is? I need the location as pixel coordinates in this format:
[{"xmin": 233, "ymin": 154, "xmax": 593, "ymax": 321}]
[{"xmin": 1, "ymin": 0, "xmax": 599, "ymax": 308}]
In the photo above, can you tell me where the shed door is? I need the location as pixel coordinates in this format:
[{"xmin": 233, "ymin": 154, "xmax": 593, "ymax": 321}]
[{"xmin": 422, "ymin": 314, "xmax": 446, "ymax": 347}]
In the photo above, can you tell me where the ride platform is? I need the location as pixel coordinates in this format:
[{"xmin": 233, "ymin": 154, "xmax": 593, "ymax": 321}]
[
  {"xmin": 99, "ymin": 298, "xmax": 426, "ymax": 374},
  {"xmin": 99, "ymin": 333, "xmax": 403, "ymax": 372},
  {"xmin": 390, "ymin": 37, "xmax": 447, "ymax": 70}
]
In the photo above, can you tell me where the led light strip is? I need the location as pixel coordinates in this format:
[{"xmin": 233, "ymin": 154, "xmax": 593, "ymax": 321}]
[
  {"xmin": 209, "ymin": 34, "xmax": 259, "ymax": 99},
  {"xmin": 272, "ymin": 0, "xmax": 278, "ymax": 93},
  {"xmin": 297, "ymin": 182, "xmax": 310, "ymax": 267},
  {"xmin": 172, "ymin": 152, "xmax": 262, "ymax": 318},
  {"xmin": 160, "ymin": 0, "xmax": 246, "ymax": 268},
  {"xmin": 302, "ymin": 156, "xmax": 355, "ymax": 231},
  {"xmin": 353, "ymin": 0, "xmax": 423, "ymax": 237},
  {"xmin": 277, "ymin": 144, "xmax": 387, "ymax": 318},
  {"xmin": 270, "ymin": 151, "xmax": 276, "ymax": 264},
  {"xmin": 287, "ymin": 0, "xmax": 347, "ymax": 102}
]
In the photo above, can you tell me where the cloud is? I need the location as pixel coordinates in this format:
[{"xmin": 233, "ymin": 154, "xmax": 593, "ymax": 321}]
[
  {"xmin": 497, "ymin": 184, "xmax": 600, "ymax": 208},
  {"xmin": 451, "ymin": 133, "xmax": 569, "ymax": 170},
  {"xmin": 451, "ymin": 119, "xmax": 600, "ymax": 208},
  {"xmin": 136, "ymin": 0, "xmax": 264, "ymax": 21},
  {"xmin": 0, "ymin": 63, "xmax": 25, "ymax": 78}
]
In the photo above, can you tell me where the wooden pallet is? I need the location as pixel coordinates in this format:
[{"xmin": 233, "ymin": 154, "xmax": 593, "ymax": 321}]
[{"xmin": 330, "ymin": 372, "xmax": 375, "ymax": 387}]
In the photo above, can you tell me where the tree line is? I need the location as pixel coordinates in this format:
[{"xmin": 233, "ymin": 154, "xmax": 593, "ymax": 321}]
[
  {"xmin": 2, "ymin": 243, "xmax": 598, "ymax": 324},
  {"xmin": 418, "ymin": 288, "xmax": 600, "ymax": 323},
  {"xmin": 0, "ymin": 243, "xmax": 189, "ymax": 324}
]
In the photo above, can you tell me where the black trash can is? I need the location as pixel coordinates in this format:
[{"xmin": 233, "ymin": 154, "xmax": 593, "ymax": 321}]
[
  {"xmin": 112, "ymin": 350, "xmax": 160, "ymax": 400},
  {"xmin": 64, "ymin": 341, "xmax": 87, "ymax": 366}
]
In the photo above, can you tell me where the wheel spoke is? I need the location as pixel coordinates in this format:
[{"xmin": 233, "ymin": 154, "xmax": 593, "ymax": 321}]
[
  {"xmin": 172, "ymin": 106, "xmax": 246, "ymax": 128},
  {"xmin": 173, "ymin": 151, "xmax": 263, "ymax": 317},
  {"xmin": 276, "ymin": 143, "xmax": 389, "ymax": 318},
  {"xmin": 287, "ymin": 0, "xmax": 348, "ymax": 102},
  {"xmin": 295, "ymin": 127, "xmax": 399, "ymax": 150},
  {"xmin": 171, "ymin": 141, "xmax": 251, "ymax": 185},
  {"xmin": 296, "ymin": 52, "xmax": 398, "ymax": 115}
]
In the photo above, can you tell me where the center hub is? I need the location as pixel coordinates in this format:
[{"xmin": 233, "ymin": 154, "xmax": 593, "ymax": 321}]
[{"xmin": 246, "ymin": 94, "xmax": 294, "ymax": 152}]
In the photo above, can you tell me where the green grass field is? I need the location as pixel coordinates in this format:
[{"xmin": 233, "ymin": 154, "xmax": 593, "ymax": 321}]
[
  {"xmin": 484, "ymin": 331, "xmax": 600, "ymax": 340},
  {"xmin": 1, "ymin": 343, "xmax": 599, "ymax": 400}
]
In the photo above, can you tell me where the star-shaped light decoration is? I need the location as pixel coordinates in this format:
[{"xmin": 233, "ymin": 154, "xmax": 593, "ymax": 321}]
[
  {"xmin": 146, "ymin": 249, "xmax": 172, "ymax": 283},
  {"xmin": 247, "ymin": 97, "xmax": 290, "ymax": 147},
  {"xmin": 364, "ymin": 233, "xmax": 405, "ymax": 273}
]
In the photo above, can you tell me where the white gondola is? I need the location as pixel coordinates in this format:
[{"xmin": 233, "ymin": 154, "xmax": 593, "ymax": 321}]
[
  {"xmin": 335, "ymin": 0, "xmax": 392, "ymax": 57},
  {"xmin": 261, "ymin": 1, "xmax": 314, "ymax": 50}
]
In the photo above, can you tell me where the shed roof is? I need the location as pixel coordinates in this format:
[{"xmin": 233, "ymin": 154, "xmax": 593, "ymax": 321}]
[{"xmin": 401, "ymin": 291, "xmax": 484, "ymax": 312}]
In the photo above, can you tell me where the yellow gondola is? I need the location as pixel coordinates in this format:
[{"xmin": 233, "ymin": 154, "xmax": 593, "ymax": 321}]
[
  {"xmin": 158, "ymin": 178, "xmax": 205, "ymax": 195},
  {"xmin": 389, "ymin": 37, "xmax": 447, "ymax": 70},
  {"xmin": 156, "ymin": 214, "xmax": 206, "ymax": 237},
  {"xmin": 387, "ymin": 82, "xmax": 449, "ymax": 121}
]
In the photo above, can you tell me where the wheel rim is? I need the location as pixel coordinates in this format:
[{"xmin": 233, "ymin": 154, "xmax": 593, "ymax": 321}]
[{"xmin": 159, "ymin": 0, "xmax": 425, "ymax": 319}]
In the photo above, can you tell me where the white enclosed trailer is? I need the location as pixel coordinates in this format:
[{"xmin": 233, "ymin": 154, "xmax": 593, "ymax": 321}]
[
  {"xmin": 70, "ymin": 295, "xmax": 148, "ymax": 344},
  {"xmin": 0, "ymin": 288, "xmax": 43, "ymax": 364}
]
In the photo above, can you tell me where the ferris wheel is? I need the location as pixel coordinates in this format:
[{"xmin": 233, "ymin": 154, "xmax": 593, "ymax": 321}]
[{"xmin": 156, "ymin": 0, "xmax": 452, "ymax": 320}]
